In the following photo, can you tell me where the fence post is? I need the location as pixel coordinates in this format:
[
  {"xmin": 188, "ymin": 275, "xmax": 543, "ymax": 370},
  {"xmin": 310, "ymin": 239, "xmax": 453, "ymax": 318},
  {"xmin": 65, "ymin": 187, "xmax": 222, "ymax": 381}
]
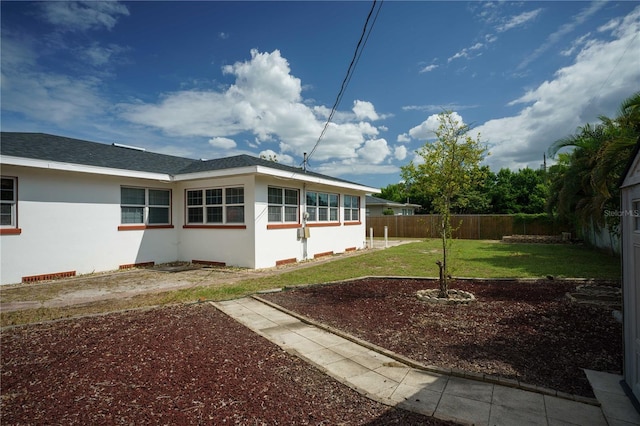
[
  {"xmin": 384, "ymin": 225, "xmax": 388, "ymax": 248},
  {"xmin": 369, "ymin": 227, "xmax": 374, "ymax": 249}
]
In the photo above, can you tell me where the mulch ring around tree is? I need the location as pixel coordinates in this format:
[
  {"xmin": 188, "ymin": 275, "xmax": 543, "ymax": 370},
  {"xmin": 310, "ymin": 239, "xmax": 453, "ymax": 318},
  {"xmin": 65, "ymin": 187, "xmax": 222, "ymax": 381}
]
[{"xmin": 261, "ymin": 277, "xmax": 622, "ymax": 398}]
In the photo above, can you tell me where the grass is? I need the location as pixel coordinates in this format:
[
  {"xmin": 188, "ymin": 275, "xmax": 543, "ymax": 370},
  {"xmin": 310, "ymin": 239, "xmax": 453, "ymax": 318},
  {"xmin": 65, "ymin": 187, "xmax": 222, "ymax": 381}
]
[{"xmin": 1, "ymin": 239, "xmax": 620, "ymax": 327}]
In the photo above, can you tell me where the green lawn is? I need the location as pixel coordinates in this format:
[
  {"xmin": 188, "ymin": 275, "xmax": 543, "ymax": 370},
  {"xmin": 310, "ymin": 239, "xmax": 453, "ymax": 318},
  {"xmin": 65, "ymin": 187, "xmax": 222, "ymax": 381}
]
[
  {"xmin": 1, "ymin": 239, "xmax": 620, "ymax": 326},
  {"xmin": 167, "ymin": 238, "xmax": 620, "ymax": 302}
]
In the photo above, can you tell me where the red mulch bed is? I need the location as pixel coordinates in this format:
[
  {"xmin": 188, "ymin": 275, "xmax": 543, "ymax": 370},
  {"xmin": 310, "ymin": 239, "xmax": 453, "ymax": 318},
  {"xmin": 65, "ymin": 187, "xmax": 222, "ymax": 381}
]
[
  {"xmin": 1, "ymin": 304, "xmax": 455, "ymax": 425},
  {"xmin": 261, "ymin": 278, "xmax": 623, "ymax": 398}
]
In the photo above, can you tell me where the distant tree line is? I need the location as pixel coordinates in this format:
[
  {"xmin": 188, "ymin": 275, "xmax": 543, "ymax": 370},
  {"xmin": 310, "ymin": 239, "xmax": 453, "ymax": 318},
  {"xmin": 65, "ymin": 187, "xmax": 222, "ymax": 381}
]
[
  {"xmin": 380, "ymin": 166, "xmax": 548, "ymax": 215},
  {"xmin": 379, "ymin": 92, "xmax": 639, "ymax": 234}
]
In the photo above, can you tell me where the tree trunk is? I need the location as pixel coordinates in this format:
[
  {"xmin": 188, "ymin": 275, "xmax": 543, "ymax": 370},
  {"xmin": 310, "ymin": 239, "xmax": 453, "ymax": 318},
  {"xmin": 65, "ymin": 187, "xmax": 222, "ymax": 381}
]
[
  {"xmin": 439, "ymin": 211, "xmax": 449, "ymax": 298},
  {"xmin": 436, "ymin": 260, "xmax": 447, "ymax": 298}
]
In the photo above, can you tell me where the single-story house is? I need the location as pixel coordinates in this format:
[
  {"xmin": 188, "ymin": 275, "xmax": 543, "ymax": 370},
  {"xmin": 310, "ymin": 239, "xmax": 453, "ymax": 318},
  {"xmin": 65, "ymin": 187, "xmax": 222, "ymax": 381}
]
[
  {"xmin": 621, "ymin": 143, "xmax": 640, "ymax": 405},
  {"xmin": 0, "ymin": 132, "xmax": 378, "ymax": 285},
  {"xmin": 366, "ymin": 195, "xmax": 421, "ymax": 216}
]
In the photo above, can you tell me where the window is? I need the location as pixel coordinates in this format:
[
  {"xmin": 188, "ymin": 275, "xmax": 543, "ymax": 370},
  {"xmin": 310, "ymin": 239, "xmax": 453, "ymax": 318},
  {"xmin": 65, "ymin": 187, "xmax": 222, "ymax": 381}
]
[
  {"xmin": 634, "ymin": 200, "xmax": 640, "ymax": 232},
  {"xmin": 344, "ymin": 195, "xmax": 359, "ymax": 222},
  {"xmin": 1, "ymin": 177, "xmax": 17, "ymax": 228},
  {"xmin": 186, "ymin": 187, "xmax": 244, "ymax": 224},
  {"xmin": 306, "ymin": 191, "xmax": 338, "ymax": 222},
  {"xmin": 268, "ymin": 187, "xmax": 299, "ymax": 223},
  {"xmin": 121, "ymin": 187, "xmax": 171, "ymax": 225}
]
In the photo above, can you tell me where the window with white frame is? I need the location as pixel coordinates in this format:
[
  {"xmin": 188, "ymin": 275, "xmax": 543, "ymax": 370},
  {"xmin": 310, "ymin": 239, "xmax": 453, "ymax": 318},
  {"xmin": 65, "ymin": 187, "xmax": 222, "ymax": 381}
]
[
  {"xmin": 121, "ymin": 187, "xmax": 171, "ymax": 225},
  {"xmin": 186, "ymin": 187, "xmax": 244, "ymax": 224},
  {"xmin": 1, "ymin": 177, "xmax": 17, "ymax": 227},
  {"xmin": 344, "ymin": 195, "xmax": 359, "ymax": 222},
  {"xmin": 306, "ymin": 191, "xmax": 338, "ymax": 222},
  {"xmin": 268, "ymin": 187, "xmax": 299, "ymax": 223}
]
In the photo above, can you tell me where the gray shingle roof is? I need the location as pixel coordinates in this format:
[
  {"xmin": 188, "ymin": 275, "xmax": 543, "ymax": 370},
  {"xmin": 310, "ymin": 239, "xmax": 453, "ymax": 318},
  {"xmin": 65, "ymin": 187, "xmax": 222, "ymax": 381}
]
[
  {"xmin": 1, "ymin": 132, "xmax": 194, "ymax": 174},
  {"xmin": 0, "ymin": 132, "xmax": 364, "ymax": 187}
]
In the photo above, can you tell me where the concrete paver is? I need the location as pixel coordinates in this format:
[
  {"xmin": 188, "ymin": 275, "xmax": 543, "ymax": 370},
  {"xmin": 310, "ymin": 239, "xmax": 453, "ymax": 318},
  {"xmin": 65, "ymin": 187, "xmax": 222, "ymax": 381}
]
[
  {"xmin": 585, "ymin": 369, "xmax": 640, "ymax": 426},
  {"xmin": 212, "ymin": 297, "xmax": 638, "ymax": 426},
  {"xmin": 544, "ymin": 395, "xmax": 607, "ymax": 425}
]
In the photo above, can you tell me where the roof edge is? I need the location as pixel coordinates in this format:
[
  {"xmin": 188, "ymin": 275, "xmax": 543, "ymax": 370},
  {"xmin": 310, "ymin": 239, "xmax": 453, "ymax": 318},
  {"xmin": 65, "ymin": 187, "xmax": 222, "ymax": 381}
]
[{"xmin": 1, "ymin": 156, "xmax": 173, "ymax": 181}]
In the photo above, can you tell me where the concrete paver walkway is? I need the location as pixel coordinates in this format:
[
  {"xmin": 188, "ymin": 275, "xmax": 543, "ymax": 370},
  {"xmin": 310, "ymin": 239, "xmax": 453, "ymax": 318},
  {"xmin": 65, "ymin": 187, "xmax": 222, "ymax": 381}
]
[{"xmin": 212, "ymin": 297, "xmax": 639, "ymax": 426}]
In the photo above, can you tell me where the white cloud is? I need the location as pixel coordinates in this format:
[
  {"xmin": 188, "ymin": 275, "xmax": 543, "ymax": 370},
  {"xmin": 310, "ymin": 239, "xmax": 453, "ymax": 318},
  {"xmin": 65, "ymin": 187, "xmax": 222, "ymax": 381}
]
[
  {"xmin": 394, "ymin": 145, "xmax": 407, "ymax": 161},
  {"xmin": 352, "ymin": 100, "xmax": 379, "ymax": 121},
  {"xmin": 397, "ymin": 133, "xmax": 410, "ymax": 143},
  {"xmin": 408, "ymin": 111, "xmax": 465, "ymax": 140},
  {"xmin": 496, "ymin": 9, "xmax": 543, "ymax": 32},
  {"xmin": 448, "ymin": 42, "xmax": 484, "ymax": 63},
  {"xmin": 38, "ymin": 1, "xmax": 130, "ymax": 32},
  {"xmin": 476, "ymin": 6, "xmax": 640, "ymax": 170},
  {"xmin": 118, "ymin": 49, "xmax": 390, "ymax": 170},
  {"xmin": 1, "ymin": 36, "xmax": 107, "ymax": 124},
  {"xmin": 258, "ymin": 149, "xmax": 294, "ymax": 165},
  {"xmin": 356, "ymin": 138, "xmax": 390, "ymax": 164},
  {"xmin": 82, "ymin": 43, "xmax": 128, "ymax": 66},
  {"xmin": 419, "ymin": 64, "xmax": 439, "ymax": 73},
  {"xmin": 560, "ymin": 33, "xmax": 591, "ymax": 57},
  {"xmin": 208, "ymin": 137, "xmax": 237, "ymax": 149},
  {"xmin": 314, "ymin": 160, "xmax": 397, "ymax": 180},
  {"xmin": 518, "ymin": 1, "xmax": 607, "ymax": 70}
]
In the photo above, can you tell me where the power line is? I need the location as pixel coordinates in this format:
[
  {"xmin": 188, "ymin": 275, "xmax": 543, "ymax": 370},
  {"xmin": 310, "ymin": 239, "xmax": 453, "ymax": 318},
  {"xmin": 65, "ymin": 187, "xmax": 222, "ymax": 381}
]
[{"xmin": 303, "ymin": 0, "xmax": 383, "ymax": 169}]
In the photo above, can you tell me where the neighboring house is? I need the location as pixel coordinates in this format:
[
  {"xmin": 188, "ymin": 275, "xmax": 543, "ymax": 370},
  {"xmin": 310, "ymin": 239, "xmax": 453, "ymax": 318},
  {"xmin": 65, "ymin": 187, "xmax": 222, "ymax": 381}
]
[
  {"xmin": 365, "ymin": 195, "xmax": 421, "ymax": 216},
  {"xmin": 621, "ymin": 144, "xmax": 640, "ymax": 405},
  {"xmin": 0, "ymin": 133, "xmax": 377, "ymax": 285}
]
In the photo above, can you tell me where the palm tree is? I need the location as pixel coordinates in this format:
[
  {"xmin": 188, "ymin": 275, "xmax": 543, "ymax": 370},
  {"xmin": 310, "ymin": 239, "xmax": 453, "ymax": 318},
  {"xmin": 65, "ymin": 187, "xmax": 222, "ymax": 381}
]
[{"xmin": 547, "ymin": 92, "xmax": 640, "ymax": 243}]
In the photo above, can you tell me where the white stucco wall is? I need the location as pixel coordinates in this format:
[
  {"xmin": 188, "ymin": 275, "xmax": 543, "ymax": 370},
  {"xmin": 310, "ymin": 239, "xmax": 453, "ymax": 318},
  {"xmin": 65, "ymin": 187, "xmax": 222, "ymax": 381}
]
[
  {"xmin": 0, "ymin": 165, "xmax": 372, "ymax": 285},
  {"xmin": 0, "ymin": 165, "xmax": 177, "ymax": 285},
  {"xmin": 253, "ymin": 177, "xmax": 368, "ymax": 268},
  {"xmin": 175, "ymin": 175, "xmax": 256, "ymax": 268}
]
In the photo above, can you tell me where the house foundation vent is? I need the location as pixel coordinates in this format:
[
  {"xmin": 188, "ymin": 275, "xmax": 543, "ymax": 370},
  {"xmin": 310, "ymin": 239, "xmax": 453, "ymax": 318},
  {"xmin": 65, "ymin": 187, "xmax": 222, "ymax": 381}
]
[{"xmin": 22, "ymin": 270, "xmax": 76, "ymax": 283}]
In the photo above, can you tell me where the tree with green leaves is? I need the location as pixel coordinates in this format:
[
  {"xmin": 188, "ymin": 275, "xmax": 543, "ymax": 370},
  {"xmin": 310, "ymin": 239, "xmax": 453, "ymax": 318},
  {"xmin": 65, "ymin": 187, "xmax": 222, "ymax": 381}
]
[
  {"xmin": 547, "ymin": 92, "xmax": 639, "ymax": 240},
  {"xmin": 401, "ymin": 111, "xmax": 488, "ymax": 298}
]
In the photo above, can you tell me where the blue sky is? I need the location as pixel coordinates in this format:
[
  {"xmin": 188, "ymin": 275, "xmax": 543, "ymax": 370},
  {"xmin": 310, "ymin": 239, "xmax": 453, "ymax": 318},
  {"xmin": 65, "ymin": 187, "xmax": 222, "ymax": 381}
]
[{"xmin": 2, "ymin": 1, "xmax": 639, "ymax": 190}]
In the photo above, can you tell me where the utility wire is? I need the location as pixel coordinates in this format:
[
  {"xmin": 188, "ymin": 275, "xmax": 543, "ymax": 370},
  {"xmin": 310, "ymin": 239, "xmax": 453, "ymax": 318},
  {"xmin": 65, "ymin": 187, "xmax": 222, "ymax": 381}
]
[{"xmin": 303, "ymin": 0, "xmax": 383, "ymax": 168}]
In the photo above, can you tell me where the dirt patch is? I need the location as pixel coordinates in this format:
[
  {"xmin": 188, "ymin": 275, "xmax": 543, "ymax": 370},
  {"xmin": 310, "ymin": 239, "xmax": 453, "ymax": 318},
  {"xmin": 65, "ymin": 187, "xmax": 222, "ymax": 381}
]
[
  {"xmin": 1, "ymin": 303, "xmax": 455, "ymax": 425},
  {"xmin": 261, "ymin": 278, "xmax": 623, "ymax": 398},
  {"xmin": 0, "ymin": 240, "xmax": 415, "ymax": 313}
]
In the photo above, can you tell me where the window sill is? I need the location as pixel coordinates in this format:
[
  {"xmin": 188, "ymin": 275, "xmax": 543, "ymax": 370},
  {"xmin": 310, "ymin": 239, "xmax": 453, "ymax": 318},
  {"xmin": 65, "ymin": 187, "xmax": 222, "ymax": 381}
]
[
  {"xmin": 306, "ymin": 222, "xmax": 341, "ymax": 228},
  {"xmin": 267, "ymin": 223, "xmax": 301, "ymax": 230},
  {"xmin": 183, "ymin": 224, "xmax": 247, "ymax": 230},
  {"xmin": 118, "ymin": 225, "xmax": 174, "ymax": 231},
  {"xmin": 343, "ymin": 221, "xmax": 362, "ymax": 226},
  {"xmin": 0, "ymin": 228, "xmax": 22, "ymax": 235}
]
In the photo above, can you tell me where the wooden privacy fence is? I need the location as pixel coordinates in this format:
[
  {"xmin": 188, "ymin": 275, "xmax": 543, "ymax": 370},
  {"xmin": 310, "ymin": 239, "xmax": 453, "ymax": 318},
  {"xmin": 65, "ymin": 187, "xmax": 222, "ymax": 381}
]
[{"xmin": 366, "ymin": 215, "xmax": 571, "ymax": 240}]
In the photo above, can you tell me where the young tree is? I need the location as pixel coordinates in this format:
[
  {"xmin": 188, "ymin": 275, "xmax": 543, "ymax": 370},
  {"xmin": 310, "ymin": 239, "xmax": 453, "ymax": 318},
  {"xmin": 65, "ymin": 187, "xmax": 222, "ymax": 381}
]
[{"xmin": 401, "ymin": 111, "xmax": 487, "ymax": 298}]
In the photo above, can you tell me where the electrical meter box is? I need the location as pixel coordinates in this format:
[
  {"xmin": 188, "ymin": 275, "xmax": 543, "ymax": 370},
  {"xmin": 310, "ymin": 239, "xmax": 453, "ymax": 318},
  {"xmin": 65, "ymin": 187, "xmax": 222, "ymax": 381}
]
[{"xmin": 297, "ymin": 227, "xmax": 310, "ymax": 239}]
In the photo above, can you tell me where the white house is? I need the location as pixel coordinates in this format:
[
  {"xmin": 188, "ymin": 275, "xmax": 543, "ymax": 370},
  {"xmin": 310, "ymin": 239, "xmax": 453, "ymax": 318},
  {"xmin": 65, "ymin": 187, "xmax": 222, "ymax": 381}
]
[
  {"xmin": 366, "ymin": 195, "xmax": 421, "ymax": 216},
  {"xmin": 0, "ymin": 133, "xmax": 378, "ymax": 285},
  {"xmin": 621, "ymin": 144, "xmax": 640, "ymax": 405}
]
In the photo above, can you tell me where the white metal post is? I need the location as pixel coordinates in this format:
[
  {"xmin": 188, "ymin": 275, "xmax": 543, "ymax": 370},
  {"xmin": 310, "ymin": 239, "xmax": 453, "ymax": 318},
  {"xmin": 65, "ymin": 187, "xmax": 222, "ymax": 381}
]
[
  {"xmin": 384, "ymin": 225, "xmax": 388, "ymax": 248},
  {"xmin": 369, "ymin": 227, "xmax": 374, "ymax": 249}
]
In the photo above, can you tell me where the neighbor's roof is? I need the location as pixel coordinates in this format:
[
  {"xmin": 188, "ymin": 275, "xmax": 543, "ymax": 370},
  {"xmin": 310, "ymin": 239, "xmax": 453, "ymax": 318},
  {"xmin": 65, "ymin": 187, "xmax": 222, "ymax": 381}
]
[
  {"xmin": 0, "ymin": 132, "xmax": 375, "ymax": 190},
  {"xmin": 366, "ymin": 195, "xmax": 421, "ymax": 208}
]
